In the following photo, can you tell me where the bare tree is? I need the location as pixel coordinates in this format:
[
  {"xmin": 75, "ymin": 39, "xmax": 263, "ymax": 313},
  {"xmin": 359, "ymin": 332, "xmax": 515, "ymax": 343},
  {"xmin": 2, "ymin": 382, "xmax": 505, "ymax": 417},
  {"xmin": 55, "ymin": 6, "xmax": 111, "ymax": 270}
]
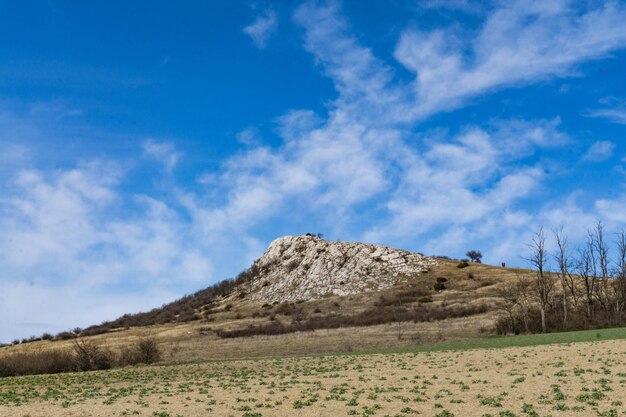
[
  {"xmin": 577, "ymin": 236, "xmax": 595, "ymax": 320},
  {"xmin": 497, "ymin": 273, "xmax": 533, "ymax": 334},
  {"xmin": 592, "ymin": 222, "xmax": 611, "ymax": 314},
  {"xmin": 614, "ymin": 231, "xmax": 626, "ymax": 318},
  {"xmin": 553, "ymin": 227, "xmax": 573, "ymax": 325},
  {"xmin": 527, "ymin": 228, "xmax": 553, "ymax": 333}
]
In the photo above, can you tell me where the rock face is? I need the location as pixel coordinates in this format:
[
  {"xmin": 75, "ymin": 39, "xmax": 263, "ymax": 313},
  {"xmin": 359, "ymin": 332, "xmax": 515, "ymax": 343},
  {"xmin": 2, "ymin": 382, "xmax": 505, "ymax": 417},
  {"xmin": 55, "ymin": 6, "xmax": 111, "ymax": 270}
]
[{"xmin": 242, "ymin": 235, "xmax": 436, "ymax": 303}]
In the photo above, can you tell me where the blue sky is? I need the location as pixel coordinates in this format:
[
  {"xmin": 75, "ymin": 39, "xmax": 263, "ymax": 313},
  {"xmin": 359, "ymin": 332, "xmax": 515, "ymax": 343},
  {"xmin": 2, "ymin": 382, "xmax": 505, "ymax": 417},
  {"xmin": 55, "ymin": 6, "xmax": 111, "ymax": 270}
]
[{"xmin": 2, "ymin": 0, "xmax": 626, "ymax": 342}]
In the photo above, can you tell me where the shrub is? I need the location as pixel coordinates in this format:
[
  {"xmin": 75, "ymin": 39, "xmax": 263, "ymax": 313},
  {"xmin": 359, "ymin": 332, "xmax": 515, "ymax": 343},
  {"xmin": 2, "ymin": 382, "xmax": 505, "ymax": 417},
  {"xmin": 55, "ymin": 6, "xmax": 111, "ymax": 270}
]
[
  {"xmin": 274, "ymin": 302, "xmax": 294, "ymax": 315},
  {"xmin": 0, "ymin": 349, "xmax": 76, "ymax": 377},
  {"xmin": 0, "ymin": 338, "xmax": 161, "ymax": 377},
  {"xmin": 433, "ymin": 282, "xmax": 446, "ymax": 291},
  {"xmin": 56, "ymin": 331, "xmax": 77, "ymax": 340},
  {"xmin": 72, "ymin": 339, "xmax": 113, "ymax": 371},
  {"xmin": 436, "ymin": 277, "xmax": 448, "ymax": 283},
  {"xmin": 216, "ymin": 303, "xmax": 489, "ymax": 338},
  {"xmin": 456, "ymin": 261, "xmax": 469, "ymax": 268},
  {"xmin": 119, "ymin": 338, "xmax": 161, "ymax": 365}
]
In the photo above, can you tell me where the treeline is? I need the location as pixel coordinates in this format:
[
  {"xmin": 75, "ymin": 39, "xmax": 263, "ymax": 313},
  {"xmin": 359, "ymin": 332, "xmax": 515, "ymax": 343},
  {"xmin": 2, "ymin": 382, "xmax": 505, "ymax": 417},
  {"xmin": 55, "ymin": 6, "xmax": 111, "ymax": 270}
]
[
  {"xmin": 496, "ymin": 222, "xmax": 626, "ymax": 334},
  {"xmin": 0, "ymin": 338, "xmax": 160, "ymax": 378}
]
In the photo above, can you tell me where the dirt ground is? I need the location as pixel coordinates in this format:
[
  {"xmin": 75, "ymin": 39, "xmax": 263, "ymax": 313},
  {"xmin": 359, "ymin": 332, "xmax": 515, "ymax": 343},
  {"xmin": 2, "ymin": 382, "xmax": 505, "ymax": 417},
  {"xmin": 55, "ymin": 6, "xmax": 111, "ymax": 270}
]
[{"xmin": 2, "ymin": 338, "xmax": 625, "ymax": 417}]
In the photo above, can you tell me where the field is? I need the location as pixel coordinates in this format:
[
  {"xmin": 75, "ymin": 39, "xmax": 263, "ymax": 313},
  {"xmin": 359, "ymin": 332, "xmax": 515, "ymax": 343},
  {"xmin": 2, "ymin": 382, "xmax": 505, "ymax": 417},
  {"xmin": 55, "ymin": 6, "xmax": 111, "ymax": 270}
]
[{"xmin": 2, "ymin": 329, "xmax": 626, "ymax": 417}]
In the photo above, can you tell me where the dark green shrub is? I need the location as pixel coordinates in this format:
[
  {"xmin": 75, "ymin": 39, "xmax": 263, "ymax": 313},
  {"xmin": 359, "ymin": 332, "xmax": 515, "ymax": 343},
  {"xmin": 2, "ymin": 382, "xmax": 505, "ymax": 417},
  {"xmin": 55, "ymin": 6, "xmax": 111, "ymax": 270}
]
[{"xmin": 456, "ymin": 261, "xmax": 469, "ymax": 268}]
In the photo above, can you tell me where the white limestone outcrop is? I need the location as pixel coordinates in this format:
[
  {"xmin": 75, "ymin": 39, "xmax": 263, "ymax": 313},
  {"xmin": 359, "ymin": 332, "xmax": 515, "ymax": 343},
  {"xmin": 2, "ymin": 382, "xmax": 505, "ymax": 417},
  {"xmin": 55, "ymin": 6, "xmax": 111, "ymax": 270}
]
[{"xmin": 242, "ymin": 235, "xmax": 436, "ymax": 303}]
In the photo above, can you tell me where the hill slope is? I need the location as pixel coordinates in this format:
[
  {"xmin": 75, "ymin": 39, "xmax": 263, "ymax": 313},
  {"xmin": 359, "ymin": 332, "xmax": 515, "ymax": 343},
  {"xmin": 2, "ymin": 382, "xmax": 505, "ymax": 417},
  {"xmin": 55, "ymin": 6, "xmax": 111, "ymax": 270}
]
[{"xmin": 3, "ymin": 235, "xmax": 522, "ymax": 361}]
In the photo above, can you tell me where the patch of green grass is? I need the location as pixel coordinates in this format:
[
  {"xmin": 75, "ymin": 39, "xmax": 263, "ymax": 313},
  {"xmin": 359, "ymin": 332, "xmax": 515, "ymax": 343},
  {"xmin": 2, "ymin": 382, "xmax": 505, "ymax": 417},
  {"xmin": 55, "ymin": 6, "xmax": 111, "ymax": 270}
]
[{"xmin": 342, "ymin": 327, "xmax": 626, "ymax": 356}]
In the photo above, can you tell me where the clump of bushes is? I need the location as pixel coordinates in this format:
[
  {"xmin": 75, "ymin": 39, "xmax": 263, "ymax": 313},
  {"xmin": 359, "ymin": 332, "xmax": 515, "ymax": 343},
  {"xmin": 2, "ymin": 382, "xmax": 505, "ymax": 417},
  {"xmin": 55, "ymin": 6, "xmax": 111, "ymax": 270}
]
[
  {"xmin": 215, "ymin": 303, "xmax": 489, "ymax": 339},
  {"xmin": 456, "ymin": 261, "xmax": 469, "ymax": 268},
  {"xmin": 72, "ymin": 339, "xmax": 113, "ymax": 371},
  {"xmin": 118, "ymin": 338, "xmax": 161, "ymax": 365},
  {"xmin": 0, "ymin": 338, "xmax": 161, "ymax": 378},
  {"xmin": 433, "ymin": 277, "xmax": 448, "ymax": 291},
  {"xmin": 375, "ymin": 288, "xmax": 432, "ymax": 307}
]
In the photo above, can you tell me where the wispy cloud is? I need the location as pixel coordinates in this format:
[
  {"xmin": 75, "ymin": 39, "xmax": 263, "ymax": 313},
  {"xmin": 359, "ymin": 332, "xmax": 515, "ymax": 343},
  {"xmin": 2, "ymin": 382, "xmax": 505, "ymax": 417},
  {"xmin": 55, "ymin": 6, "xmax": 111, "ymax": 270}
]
[
  {"xmin": 583, "ymin": 140, "xmax": 614, "ymax": 162},
  {"xmin": 419, "ymin": 0, "xmax": 484, "ymax": 14},
  {"xmin": 243, "ymin": 9, "xmax": 277, "ymax": 49},
  {"xmin": 394, "ymin": 0, "xmax": 626, "ymax": 118},
  {"xmin": 142, "ymin": 139, "xmax": 181, "ymax": 173},
  {"xmin": 588, "ymin": 108, "xmax": 626, "ymax": 124}
]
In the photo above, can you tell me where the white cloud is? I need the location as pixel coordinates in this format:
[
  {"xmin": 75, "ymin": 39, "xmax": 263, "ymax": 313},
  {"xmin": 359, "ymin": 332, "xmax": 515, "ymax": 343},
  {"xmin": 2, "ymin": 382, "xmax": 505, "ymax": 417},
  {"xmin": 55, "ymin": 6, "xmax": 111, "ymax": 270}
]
[
  {"xmin": 142, "ymin": 139, "xmax": 181, "ymax": 172},
  {"xmin": 583, "ymin": 140, "xmax": 614, "ymax": 162},
  {"xmin": 419, "ymin": 0, "xmax": 484, "ymax": 13},
  {"xmin": 394, "ymin": 0, "xmax": 626, "ymax": 119},
  {"xmin": 293, "ymin": 2, "xmax": 408, "ymax": 124},
  {"xmin": 587, "ymin": 107, "xmax": 626, "ymax": 125},
  {"xmin": 243, "ymin": 9, "xmax": 277, "ymax": 49},
  {"xmin": 236, "ymin": 127, "xmax": 262, "ymax": 146},
  {"xmin": 0, "ymin": 162, "xmax": 217, "ymax": 341}
]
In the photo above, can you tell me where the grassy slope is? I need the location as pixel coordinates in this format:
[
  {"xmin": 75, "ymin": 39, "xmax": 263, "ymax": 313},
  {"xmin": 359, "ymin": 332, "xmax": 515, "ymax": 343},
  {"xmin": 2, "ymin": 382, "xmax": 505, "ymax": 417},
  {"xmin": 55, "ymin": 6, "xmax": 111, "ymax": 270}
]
[{"xmin": 363, "ymin": 326, "xmax": 626, "ymax": 355}]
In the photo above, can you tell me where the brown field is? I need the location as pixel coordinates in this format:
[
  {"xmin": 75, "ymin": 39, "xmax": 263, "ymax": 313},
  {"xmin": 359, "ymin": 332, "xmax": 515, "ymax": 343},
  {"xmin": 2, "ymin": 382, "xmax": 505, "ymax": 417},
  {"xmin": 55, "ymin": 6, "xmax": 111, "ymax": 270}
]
[{"xmin": 2, "ymin": 338, "xmax": 625, "ymax": 417}]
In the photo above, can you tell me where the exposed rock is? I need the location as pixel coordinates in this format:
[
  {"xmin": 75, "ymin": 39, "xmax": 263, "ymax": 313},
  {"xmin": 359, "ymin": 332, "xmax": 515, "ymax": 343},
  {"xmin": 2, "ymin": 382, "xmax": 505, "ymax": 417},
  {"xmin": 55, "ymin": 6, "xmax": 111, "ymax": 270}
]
[{"xmin": 241, "ymin": 235, "xmax": 436, "ymax": 303}]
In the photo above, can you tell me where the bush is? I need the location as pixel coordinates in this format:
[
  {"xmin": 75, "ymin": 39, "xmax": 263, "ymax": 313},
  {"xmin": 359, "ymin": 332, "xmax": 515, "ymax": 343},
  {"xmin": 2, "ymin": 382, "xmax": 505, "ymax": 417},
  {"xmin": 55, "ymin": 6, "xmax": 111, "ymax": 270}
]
[
  {"xmin": 215, "ymin": 303, "xmax": 489, "ymax": 338},
  {"xmin": 456, "ymin": 261, "xmax": 469, "ymax": 269},
  {"xmin": 0, "ymin": 338, "xmax": 161, "ymax": 377},
  {"xmin": 436, "ymin": 277, "xmax": 448, "ymax": 283},
  {"xmin": 119, "ymin": 338, "xmax": 161, "ymax": 365},
  {"xmin": 0, "ymin": 350, "xmax": 76, "ymax": 377},
  {"xmin": 433, "ymin": 282, "xmax": 446, "ymax": 291},
  {"xmin": 72, "ymin": 340, "xmax": 113, "ymax": 371},
  {"xmin": 56, "ymin": 331, "xmax": 77, "ymax": 340}
]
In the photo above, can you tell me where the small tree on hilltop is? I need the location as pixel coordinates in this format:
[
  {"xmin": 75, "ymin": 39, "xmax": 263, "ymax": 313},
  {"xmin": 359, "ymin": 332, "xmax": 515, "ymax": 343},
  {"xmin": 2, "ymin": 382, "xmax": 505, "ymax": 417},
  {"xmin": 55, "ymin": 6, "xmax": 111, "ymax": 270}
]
[{"xmin": 466, "ymin": 250, "xmax": 482, "ymax": 263}]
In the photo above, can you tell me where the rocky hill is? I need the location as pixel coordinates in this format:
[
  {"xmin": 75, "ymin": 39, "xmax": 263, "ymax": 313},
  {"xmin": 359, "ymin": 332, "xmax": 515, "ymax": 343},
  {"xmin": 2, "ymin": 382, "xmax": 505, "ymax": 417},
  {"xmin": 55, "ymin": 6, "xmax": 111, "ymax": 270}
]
[
  {"xmin": 239, "ymin": 235, "xmax": 437, "ymax": 303},
  {"xmin": 8, "ymin": 234, "xmax": 512, "ymax": 361}
]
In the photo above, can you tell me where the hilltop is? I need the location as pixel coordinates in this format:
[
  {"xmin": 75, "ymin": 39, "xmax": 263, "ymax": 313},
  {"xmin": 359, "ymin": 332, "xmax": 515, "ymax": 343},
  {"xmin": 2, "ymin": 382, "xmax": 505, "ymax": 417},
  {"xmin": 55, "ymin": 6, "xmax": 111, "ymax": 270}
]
[{"xmin": 238, "ymin": 235, "xmax": 437, "ymax": 303}]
